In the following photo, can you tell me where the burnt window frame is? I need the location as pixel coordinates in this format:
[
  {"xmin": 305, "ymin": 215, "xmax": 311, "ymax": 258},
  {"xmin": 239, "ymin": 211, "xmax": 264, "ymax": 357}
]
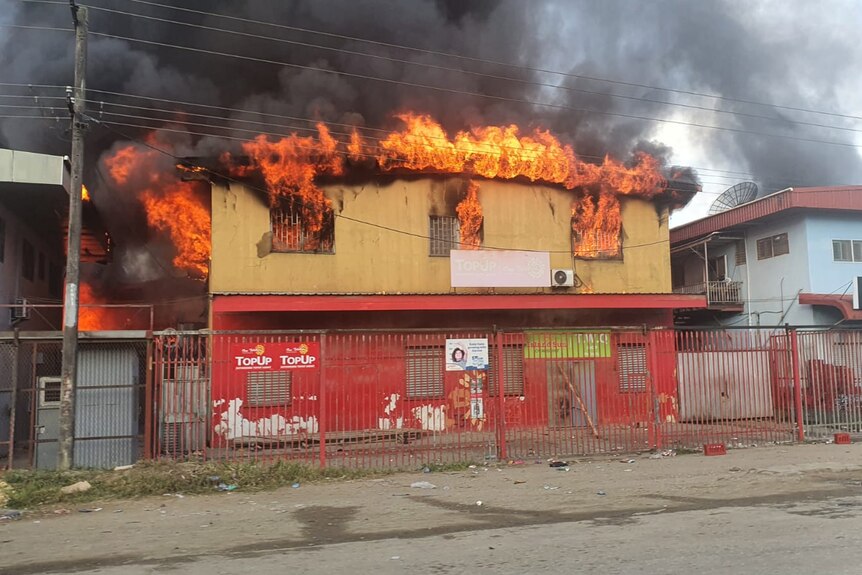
[
  {"xmin": 270, "ymin": 199, "xmax": 335, "ymax": 254},
  {"xmin": 570, "ymin": 225, "xmax": 624, "ymax": 261}
]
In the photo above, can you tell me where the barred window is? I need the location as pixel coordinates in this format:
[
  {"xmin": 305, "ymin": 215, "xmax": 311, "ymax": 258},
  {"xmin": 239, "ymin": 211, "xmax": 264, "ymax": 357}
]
[
  {"xmin": 571, "ymin": 228, "xmax": 622, "ymax": 260},
  {"xmin": 406, "ymin": 346, "xmax": 444, "ymax": 398},
  {"xmin": 246, "ymin": 371, "xmax": 292, "ymax": 407},
  {"xmin": 487, "ymin": 345, "xmax": 525, "ymax": 396},
  {"xmin": 618, "ymin": 344, "xmax": 648, "ymax": 393},
  {"xmin": 271, "ymin": 202, "xmax": 334, "ymax": 253},
  {"xmin": 429, "ymin": 216, "xmax": 460, "ymax": 257}
]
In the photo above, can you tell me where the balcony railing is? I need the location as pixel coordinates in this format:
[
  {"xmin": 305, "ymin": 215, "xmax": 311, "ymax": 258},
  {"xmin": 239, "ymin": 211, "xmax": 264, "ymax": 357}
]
[{"xmin": 674, "ymin": 281, "xmax": 743, "ymax": 306}]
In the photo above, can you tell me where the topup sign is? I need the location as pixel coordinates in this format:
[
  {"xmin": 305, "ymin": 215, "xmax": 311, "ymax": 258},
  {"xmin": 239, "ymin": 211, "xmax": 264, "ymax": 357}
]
[
  {"xmin": 524, "ymin": 331, "xmax": 612, "ymax": 359},
  {"xmin": 232, "ymin": 342, "xmax": 320, "ymax": 371}
]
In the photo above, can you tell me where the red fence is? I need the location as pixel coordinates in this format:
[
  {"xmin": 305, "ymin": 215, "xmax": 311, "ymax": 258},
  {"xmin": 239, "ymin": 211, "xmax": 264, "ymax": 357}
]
[{"xmin": 145, "ymin": 326, "xmax": 851, "ymax": 469}]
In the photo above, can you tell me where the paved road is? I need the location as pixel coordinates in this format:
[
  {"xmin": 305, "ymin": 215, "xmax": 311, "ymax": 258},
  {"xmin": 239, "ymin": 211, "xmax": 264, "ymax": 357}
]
[{"xmin": 48, "ymin": 493, "xmax": 862, "ymax": 574}]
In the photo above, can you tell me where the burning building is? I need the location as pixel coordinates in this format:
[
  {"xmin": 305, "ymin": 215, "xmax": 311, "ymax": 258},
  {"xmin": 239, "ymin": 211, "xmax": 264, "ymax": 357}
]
[{"xmin": 205, "ymin": 114, "xmax": 704, "ymax": 330}]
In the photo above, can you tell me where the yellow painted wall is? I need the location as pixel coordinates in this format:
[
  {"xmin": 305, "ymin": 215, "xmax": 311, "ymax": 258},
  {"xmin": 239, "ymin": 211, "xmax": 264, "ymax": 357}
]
[{"xmin": 209, "ymin": 178, "xmax": 671, "ymax": 294}]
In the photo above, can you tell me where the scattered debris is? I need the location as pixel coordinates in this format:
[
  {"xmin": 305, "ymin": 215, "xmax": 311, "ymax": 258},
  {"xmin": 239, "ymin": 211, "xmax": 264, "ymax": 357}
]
[
  {"xmin": 163, "ymin": 493, "xmax": 184, "ymax": 499},
  {"xmin": 621, "ymin": 459, "xmax": 636, "ymax": 464},
  {"xmin": 555, "ymin": 467, "xmax": 570, "ymax": 472},
  {"xmin": 53, "ymin": 509, "xmax": 71, "ymax": 515},
  {"xmin": 729, "ymin": 467, "xmax": 742, "ymax": 472},
  {"xmin": 60, "ymin": 481, "xmax": 92, "ymax": 495},
  {"xmin": 476, "ymin": 501, "xmax": 483, "ymax": 506},
  {"xmin": 597, "ymin": 490, "xmax": 607, "ymax": 496},
  {"xmin": 207, "ymin": 476, "xmax": 221, "ymax": 483},
  {"xmin": 422, "ymin": 467, "xmax": 431, "ymax": 473},
  {"xmin": 410, "ymin": 481, "xmax": 436, "ymax": 489},
  {"xmin": 291, "ymin": 483, "xmax": 301, "ymax": 489},
  {"xmin": 113, "ymin": 464, "xmax": 134, "ymax": 471},
  {"xmin": 543, "ymin": 485, "xmax": 560, "ymax": 490},
  {"xmin": 468, "ymin": 465, "xmax": 477, "ymax": 469},
  {"xmin": 0, "ymin": 510, "xmax": 22, "ymax": 521},
  {"xmin": 77, "ymin": 508, "xmax": 102, "ymax": 513},
  {"xmin": 216, "ymin": 483, "xmax": 237, "ymax": 492},
  {"xmin": 514, "ymin": 480, "xmax": 527, "ymax": 485},
  {"xmin": 549, "ymin": 460, "xmax": 569, "ymax": 468}
]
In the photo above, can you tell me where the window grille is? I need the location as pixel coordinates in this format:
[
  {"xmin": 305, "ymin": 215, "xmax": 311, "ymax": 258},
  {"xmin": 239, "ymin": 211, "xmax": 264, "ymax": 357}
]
[
  {"xmin": 405, "ymin": 346, "xmax": 444, "ymax": 398},
  {"xmin": 487, "ymin": 344, "xmax": 525, "ymax": 396},
  {"xmin": 246, "ymin": 371, "xmax": 292, "ymax": 407},
  {"xmin": 618, "ymin": 344, "xmax": 648, "ymax": 392},
  {"xmin": 429, "ymin": 216, "xmax": 460, "ymax": 257}
]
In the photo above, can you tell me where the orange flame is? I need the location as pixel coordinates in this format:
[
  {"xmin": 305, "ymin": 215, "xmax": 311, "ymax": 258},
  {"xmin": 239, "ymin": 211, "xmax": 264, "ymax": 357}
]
[
  {"xmin": 105, "ymin": 144, "xmax": 211, "ymax": 278},
  {"xmin": 231, "ymin": 124, "xmax": 341, "ymax": 249},
  {"xmin": 456, "ymin": 181, "xmax": 483, "ymax": 249},
  {"xmin": 225, "ymin": 113, "xmax": 672, "ymax": 260},
  {"xmin": 81, "ymin": 184, "xmax": 90, "ymax": 202},
  {"xmin": 78, "ymin": 282, "xmax": 111, "ymax": 331}
]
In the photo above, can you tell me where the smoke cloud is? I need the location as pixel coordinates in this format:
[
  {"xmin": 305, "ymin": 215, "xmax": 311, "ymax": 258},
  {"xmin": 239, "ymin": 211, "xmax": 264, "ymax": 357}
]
[{"xmin": 2, "ymin": 0, "xmax": 860, "ymax": 215}]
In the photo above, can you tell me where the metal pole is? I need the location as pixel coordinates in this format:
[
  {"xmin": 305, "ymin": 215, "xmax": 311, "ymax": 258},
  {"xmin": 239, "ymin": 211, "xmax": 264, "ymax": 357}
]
[
  {"xmin": 57, "ymin": 3, "xmax": 88, "ymax": 470},
  {"xmin": 789, "ymin": 328, "xmax": 805, "ymax": 443}
]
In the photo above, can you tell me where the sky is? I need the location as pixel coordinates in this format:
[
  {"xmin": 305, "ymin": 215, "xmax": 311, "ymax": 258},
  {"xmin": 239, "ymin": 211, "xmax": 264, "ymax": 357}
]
[{"xmin": 1, "ymin": 0, "xmax": 861, "ymax": 227}]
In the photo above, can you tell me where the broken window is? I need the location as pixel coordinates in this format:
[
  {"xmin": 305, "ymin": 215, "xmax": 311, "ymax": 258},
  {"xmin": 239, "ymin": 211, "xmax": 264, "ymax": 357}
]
[
  {"xmin": 270, "ymin": 200, "xmax": 334, "ymax": 253},
  {"xmin": 571, "ymin": 192, "xmax": 622, "ymax": 259},
  {"xmin": 429, "ymin": 216, "xmax": 460, "ymax": 257}
]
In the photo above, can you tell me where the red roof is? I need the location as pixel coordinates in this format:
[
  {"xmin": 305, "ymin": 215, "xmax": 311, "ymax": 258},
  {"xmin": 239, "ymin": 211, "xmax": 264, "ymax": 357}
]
[
  {"xmin": 798, "ymin": 293, "xmax": 862, "ymax": 321},
  {"xmin": 671, "ymin": 186, "xmax": 862, "ymax": 244}
]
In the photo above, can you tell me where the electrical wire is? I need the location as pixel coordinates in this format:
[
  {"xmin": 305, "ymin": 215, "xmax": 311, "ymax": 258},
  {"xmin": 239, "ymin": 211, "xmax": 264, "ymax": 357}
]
[
  {"xmin": 85, "ymin": 31, "xmax": 862, "ymax": 151},
  {"xmin": 70, "ymin": 3, "xmax": 862, "ymax": 136},
  {"xmin": 103, "ymin": 0, "xmax": 862, "ymax": 123}
]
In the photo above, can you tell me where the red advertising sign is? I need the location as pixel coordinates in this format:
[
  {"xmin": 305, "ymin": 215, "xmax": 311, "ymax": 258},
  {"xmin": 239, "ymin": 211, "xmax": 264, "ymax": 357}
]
[{"xmin": 231, "ymin": 342, "xmax": 320, "ymax": 371}]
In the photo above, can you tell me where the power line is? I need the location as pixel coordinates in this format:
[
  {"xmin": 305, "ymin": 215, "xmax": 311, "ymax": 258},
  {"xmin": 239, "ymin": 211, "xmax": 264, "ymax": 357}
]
[
  {"xmin": 0, "ymin": 23, "xmax": 73, "ymax": 32},
  {"xmin": 72, "ymin": 3, "xmax": 862, "ymax": 136},
  {"xmin": 85, "ymin": 31, "xmax": 862, "ymax": 151},
  {"xmin": 109, "ymin": 0, "xmax": 862, "ymax": 123}
]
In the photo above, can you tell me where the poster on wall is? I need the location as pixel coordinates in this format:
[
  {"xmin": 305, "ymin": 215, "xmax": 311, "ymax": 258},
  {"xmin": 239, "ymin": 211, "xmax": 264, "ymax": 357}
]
[
  {"xmin": 446, "ymin": 338, "xmax": 489, "ymax": 371},
  {"xmin": 232, "ymin": 342, "xmax": 320, "ymax": 371}
]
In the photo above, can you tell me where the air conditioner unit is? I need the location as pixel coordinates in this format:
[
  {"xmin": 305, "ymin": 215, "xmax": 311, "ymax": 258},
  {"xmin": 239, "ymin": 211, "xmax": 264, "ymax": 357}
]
[
  {"xmin": 11, "ymin": 297, "xmax": 30, "ymax": 321},
  {"xmin": 853, "ymin": 276, "xmax": 862, "ymax": 310},
  {"xmin": 552, "ymin": 269, "xmax": 575, "ymax": 287}
]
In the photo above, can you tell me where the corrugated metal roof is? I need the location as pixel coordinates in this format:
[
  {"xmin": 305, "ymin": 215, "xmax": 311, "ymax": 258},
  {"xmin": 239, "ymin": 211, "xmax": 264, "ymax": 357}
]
[{"xmin": 671, "ymin": 186, "xmax": 862, "ymax": 245}]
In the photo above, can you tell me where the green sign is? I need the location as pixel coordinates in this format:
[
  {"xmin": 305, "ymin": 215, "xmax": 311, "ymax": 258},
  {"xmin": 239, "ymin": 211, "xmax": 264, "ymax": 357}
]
[{"xmin": 524, "ymin": 331, "xmax": 612, "ymax": 359}]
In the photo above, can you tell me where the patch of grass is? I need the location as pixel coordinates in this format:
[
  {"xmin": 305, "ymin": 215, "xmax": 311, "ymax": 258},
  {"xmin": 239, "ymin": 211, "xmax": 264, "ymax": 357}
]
[{"xmin": 0, "ymin": 460, "xmax": 382, "ymax": 510}]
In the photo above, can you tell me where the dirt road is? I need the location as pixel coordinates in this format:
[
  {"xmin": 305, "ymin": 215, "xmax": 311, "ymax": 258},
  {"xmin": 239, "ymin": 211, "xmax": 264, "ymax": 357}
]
[{"xmin": 3, "ymin": 442, "xmax": 862, "ymax": 574}]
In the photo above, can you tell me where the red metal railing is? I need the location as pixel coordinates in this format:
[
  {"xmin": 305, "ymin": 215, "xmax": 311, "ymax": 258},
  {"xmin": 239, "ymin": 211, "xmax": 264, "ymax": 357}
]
[{"xmin": 146, "ymin": 327, "xmax": 862, "ymax": 469}]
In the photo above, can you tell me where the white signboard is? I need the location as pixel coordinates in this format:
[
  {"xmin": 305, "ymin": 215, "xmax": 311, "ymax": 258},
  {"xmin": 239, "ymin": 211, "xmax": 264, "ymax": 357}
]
[
  {"xmin": 446, "ymin": 338, "xmax": 489, "ymax": 371},
  {"xmin": 450, "ymin": 250, "xmax": 551, "ymax": 288}
]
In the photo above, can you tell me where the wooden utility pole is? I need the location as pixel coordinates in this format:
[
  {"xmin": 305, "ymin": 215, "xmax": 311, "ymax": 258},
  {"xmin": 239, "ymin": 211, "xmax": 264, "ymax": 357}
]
[{"xmin": 57, "ymin": 2, "xmax": 88, "ymax": 470}]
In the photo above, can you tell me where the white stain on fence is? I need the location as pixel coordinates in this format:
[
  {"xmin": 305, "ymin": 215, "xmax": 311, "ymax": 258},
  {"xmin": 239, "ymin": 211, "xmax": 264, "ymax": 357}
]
[
  {"xmin": 378, "ymin": 393, "xmax": 404, "ymax": 430},
  {"xmin": 412, "ymin": 404, "xmax": 447, "ymax": 431},
  {"xmin": 213, "ymin": 398, "xmax": 319, "ymax": 440}
]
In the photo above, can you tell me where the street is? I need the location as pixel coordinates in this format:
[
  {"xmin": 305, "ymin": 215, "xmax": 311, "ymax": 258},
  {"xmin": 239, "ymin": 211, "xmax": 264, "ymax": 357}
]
[{"xmin": 3, "ymin": 442, "xmax": 862, "ymax": 574}]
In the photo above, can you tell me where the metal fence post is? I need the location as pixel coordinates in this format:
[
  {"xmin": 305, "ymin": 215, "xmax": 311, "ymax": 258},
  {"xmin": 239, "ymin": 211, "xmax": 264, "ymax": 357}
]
[
  {"xmin": 318, "ymin": 333, "xmax": 327, "ymax": 468},
  {"xmin": 647, "ymin": 329, "xmax": 660, "ymax": 451},
  {"xmin": 143, "ymin": 335, "xmax": 154, "ymax": 460},
  {"xmin": 7, "ymin": 333, "xmax": 19, "ymax": 470},
  {"xmin": 789, "ymin": 328, "xmax": 805, "ymax": 442},
  {"xmin": 495, "ymin": 329, "xmax": 507, "ymax": 462}
]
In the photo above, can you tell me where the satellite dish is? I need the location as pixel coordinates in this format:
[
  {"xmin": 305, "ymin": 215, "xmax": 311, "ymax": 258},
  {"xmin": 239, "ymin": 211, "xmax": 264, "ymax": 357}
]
[{"xmin": 709, "ymin": 182, "xmax": 758, "ymax": 215}]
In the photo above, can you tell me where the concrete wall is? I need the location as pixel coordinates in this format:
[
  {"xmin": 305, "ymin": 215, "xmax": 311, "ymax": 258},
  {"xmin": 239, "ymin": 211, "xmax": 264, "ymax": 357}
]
[
  {"xmin": 0, "ymin": 201, "xmax": 63, "ymax": 331},
  {"xmin": 210, "ymin": 179, "xmax": 672, "ymax": 295},
  {"xmin": 805, "ymin": 214, "xmax": 862, "ymax": 294}
]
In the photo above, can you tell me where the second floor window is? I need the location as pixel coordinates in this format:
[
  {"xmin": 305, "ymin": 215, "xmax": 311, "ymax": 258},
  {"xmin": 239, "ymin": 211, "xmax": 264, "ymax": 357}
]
[
  {"xmin": 270, "ymin": 201, "xmax": 334, "ymax": 254},
  {"xmin": 756, "ymin": 232, "xmax": 789, "ymax": 260},
  {"xmin": 21, "ymin": 239, "xmax": 35, "ymax": 281},
  {"xmin": 833, "ymin": 240, "xmax": 862, "ymax": 262},
  {"xmin": 429, "ymin": 216, "xmax": 460, "ymax": 256}
]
